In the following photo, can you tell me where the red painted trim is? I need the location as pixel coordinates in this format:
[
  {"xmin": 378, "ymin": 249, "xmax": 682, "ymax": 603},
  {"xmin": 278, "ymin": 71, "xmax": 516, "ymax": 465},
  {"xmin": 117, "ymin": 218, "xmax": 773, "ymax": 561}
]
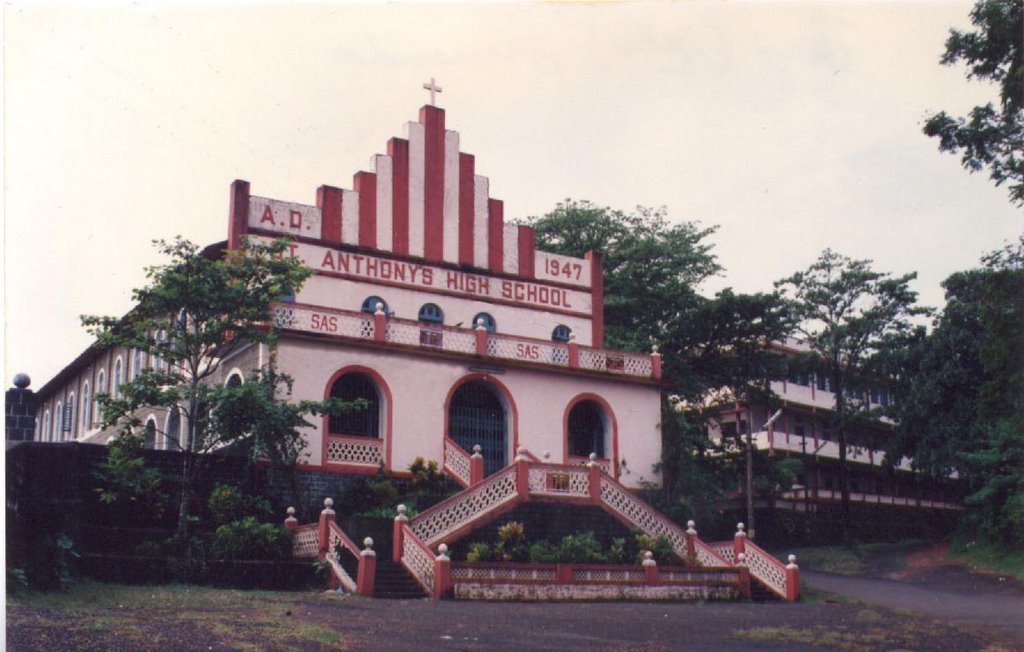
[
  {"xmin": 458, "ymin": 153, "xmax": 475, "ymax": 266},
  {"xmin": 586, "ymin": 251, "xmax": 604, "ymax": 347},
  {"xmin": 388, "ymin": 138, "xmax": 410, "ymax": 256},
  {"xmin": 421, "ymin": 106, "xmax": 445, "ymax": 262},
  {"xmin": 353, "ymin": 171, "xmax": 377, "ymax": 249},
  {"xmin": 227, "ymin": 179, "xmax": 250, "ymax": 250},
  {"xmin": 488, "ymin": 199, "xmax": 504, "ymax": 274},
  {"xmin": 317, "ymin": 185, "xmax": 343, "ymax": 246},
  {"xmin": 562, "ymin": 393, "xmax": 619, "ymax": 477},
  {"xmin": 321, "ymin": 365, "xmax": 394, "ymax": 471},
  {"xmin": 443, "ymin": 373, "xmax": 520, "ymax": 470},
  {"xmin": 517, "ymin": 226, "xmax": 535, "ymax": 279}
]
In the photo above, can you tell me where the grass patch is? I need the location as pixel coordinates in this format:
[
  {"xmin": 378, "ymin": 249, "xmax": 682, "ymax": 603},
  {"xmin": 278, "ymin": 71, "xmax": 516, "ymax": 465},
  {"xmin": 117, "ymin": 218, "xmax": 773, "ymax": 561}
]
[
  {"xmin": 947, "ymin": 538, "xmax": 1024, "ymax": 582},
  {"xmin": 781, "ymin": 540, "xmax": 927, "ymax": 576},
  {"xmin": 7, "ymin": 582, "xmax": 346, "ymax": 651}
]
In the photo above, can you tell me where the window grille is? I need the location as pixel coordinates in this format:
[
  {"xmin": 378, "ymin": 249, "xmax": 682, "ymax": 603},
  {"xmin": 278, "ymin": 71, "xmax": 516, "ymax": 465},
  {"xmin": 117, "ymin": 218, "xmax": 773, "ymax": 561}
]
[
  {"xmin": 418, "ymin": 303, "xmax": 444, "ymax": 323},
  {"xmin": 329, "ymin": 373, "xmax": 380, "ymax": 438},
  {"xmin": 552, "ymin": 324, "xmax": 572, "ymax": 342},
  {"xmin": 568, "ymin": 399, "xmax": 606, "ymax": 458}
]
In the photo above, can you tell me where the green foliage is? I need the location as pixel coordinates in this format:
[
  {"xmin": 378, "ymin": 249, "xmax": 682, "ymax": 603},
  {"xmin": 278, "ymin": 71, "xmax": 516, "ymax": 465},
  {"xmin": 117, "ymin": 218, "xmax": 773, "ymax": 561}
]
[
  {"xmin": 961, "ymin": 421, "xmax": 1024, "ymax": 548},
  {"xmin": 80, "ymin": 237, "xmax": 352, "ymax": 558},
  {"xmin": 923, "ymin": 0, "xmax": 1023, "ymax": 206},
  {"xmin": 776, "ymin": 249, "xmax": 929, "ymax": 540},
  {"xmin": 466, "ymin": 542, "xmax": 493, "ymax": 563},
  {"xmin": 210, "ymin": 517, "xmax": 293, "ymax": 561},
  {"xmin": 93, "ymin": 436, "xmax": 168, "ymax": 518},
  {"xmin": 408, "ymin": 457, "xmax": 447, "ymax": 495},
  {"xmin": 7, "ymin": 567, "xmax": 28, "ymax": 595},
  {"xmin": 527, "ymin": 540, "xmax": 558, "ymax": 563},
  {"xmin": 555, "ymin": 532, "xmax": 608, "ymax": 564},
  {"xmin": 207, "ymin": 484, "xmax": 272, "ymax": 526},
  {"xmin": 632, "ymin": 531, "xmax": 680, "ymax": 565},
  {"xmin": 495, "ymin": 521, "xmax": 527, "ymax": 562}
]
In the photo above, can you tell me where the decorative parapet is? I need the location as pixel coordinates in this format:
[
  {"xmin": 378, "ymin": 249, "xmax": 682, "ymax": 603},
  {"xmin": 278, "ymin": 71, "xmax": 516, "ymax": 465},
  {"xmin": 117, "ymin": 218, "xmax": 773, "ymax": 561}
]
[
  {"xmin": 271, "ymin": 301, "xmax": 661, "ymax": 381},
  {"xmin": 326, "ymin": 435, "xmax": 384, "ymax": 468}
]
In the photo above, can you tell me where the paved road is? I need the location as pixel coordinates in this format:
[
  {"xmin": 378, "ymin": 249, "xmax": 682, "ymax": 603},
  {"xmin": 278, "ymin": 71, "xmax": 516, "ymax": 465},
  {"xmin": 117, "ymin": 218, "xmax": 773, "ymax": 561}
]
[{"xmin": 803, "ymin": 570, "xmax": 1024, "ymax": 646}]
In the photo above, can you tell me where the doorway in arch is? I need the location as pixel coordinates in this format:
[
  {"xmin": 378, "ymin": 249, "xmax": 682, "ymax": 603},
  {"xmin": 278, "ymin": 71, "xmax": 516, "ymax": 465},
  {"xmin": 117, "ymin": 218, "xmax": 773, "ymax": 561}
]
[{"xmin": 448, "ymin": 380, "xmax": 508, "ymax": 476}]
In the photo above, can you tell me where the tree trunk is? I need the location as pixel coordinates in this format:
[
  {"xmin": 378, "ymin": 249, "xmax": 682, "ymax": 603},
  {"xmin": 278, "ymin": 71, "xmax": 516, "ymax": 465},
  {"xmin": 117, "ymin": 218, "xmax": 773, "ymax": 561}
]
[
  {"xmin": 745, "ymin": 421, "xmax": 755, "ymax": 539},
  {"xmin": 175, "ymin": 449, "xmax": 193, "ymax": 580}
]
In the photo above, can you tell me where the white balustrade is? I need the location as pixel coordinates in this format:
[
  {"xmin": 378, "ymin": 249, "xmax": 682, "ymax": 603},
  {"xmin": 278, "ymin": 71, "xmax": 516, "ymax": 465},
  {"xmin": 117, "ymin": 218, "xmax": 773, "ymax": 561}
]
[
  {"xmin": 291, "ymin": 525, "xmax": 320, "ymax": 558},
  {"xmin": 598, "ymin": 477, "xmax": 688, "ymax": 559},
  {"xmin": 410, "ymin": 466, "xmax": 519, "ymax": 546},
  {"xmin": 326, "ymin": 436, "xmax": 383, "ymax": 467},
  {"xmin": 527, "ymin": 466, "xmax": 590, "ymax": 497},
  {"xmin": 401, "ymin": 527, "xmax": 435, "ymax": 594},
  {"xmin": 444, "ymin": 439, "xmax": 472, "ymax": 487},
  {"xmin": 741, "ymin": 540, "xmax": 788, "ymax": 598}
]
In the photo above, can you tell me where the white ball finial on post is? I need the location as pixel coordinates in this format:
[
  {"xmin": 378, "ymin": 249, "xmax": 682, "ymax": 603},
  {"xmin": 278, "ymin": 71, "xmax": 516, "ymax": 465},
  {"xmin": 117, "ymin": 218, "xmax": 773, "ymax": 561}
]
[
  {"xmin": 437, "ymin": 543, "xmax": 450, "ymax": 561},
  {"xmin": 323, "ymin": 497, "xmax": 335, "ymax": 514},
  {"xmin": 786, "ymin": 554, "xmax": 798, "ymax": 569}
]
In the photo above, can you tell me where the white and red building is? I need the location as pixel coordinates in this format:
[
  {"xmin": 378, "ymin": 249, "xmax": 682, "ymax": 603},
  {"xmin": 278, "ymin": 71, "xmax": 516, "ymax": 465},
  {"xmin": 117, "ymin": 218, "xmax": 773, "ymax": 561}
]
[{"xmin": 31, "ymin": 104, "xmax": 665, "ymax": 489}]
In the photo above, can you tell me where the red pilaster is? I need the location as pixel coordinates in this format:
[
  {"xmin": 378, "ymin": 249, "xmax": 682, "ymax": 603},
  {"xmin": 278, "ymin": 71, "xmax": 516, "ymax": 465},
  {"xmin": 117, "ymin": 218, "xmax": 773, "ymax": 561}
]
[
  {"xmin": 356, "ymin": 549, "xmax": 377, "ymax": 596},
  {"xmin": 353, "ymin": 171, "xmax": 377, "ymax": 249},
  {"xmin": 388, "ymin": 138, "xmax": 410, "ymax": 256},
  {"xmin": 785, "ymin": 558, "xmax": 800, "ymax": 601},
  {"xmin": 318, "ymin": 503, "xmax": 336, "ymax": 559},
  {"xmin": 469, "ymin": 450, "xmax": 484, "ymax": 486},
  {"xmin": 517, "ymin": 226, "xmax": 535, "ymax": 278},
  {"xmin": 374, "ymin": 305, "xmax": 387, "ymax": 342},
  {"xmin": 420, "ymin": 106, "xmax": 445, "ymax": 262},
  {"xmin": 651, "ymin": 348, "xmax": 662, "ymax": 380},
  {"xmin": 515, "ymin": 460, "xmax": 529, "ymax": 498},
  {"xmin": 433, "ymin": 552, "xmax": 451, "ymax": 600},
  {"xmin": 459, "ymin": 153, "xmax": 475, "ymax": 266},
  {"xmin": 488, "ymin": 199, "xmax": 504, "ymax": 274},
  {"xmin": 568, "ymin": 337, "xmax": 579, "ymax": 369},
  {"xmin": 586, "ymin": 250, "xmax": 604, "ymax": 347},
  {"xmin": 643, "ymin": 560, "xmax": 659, "ymax": 585},
  {"xmin": 555, "ymin": 563, "xmax": 572, "ymax": 584},
  {"xmin": 733, "ymin": 526, "xmax": 746, "ymax": 560},
  {"xmin": 317, "ymin": 185, "xmax": 343, "ymax": 246},
  {"xmin": 475, "ymin": 322, "xmax": 489, "ymax": 356},
  {"xmin": 738, "ymin": 566, "xmax": 752, "ymax": 599},
  {"xmin": 588, "ymin": 463, "xmax": 602, "ymax": 504},
  {"xmin": 392, "ymin": 517, "xmax": 408, "ymax": 564},
  {"xmin": 227, "ymin": 180, "xmax": 250, "ymax": 250}
]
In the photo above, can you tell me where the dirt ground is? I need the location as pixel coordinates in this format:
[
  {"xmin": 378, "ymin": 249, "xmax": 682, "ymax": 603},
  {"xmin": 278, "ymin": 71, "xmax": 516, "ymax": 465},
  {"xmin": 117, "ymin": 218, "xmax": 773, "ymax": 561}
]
[{"xmin": 8, "ymin": 543, "xmax": 1023, "ymax": 652}]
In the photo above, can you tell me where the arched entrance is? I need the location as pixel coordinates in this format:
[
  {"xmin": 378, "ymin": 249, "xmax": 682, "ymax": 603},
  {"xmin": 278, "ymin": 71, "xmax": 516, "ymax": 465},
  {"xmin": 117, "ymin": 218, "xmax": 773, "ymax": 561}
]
[{"xmin": 448, "ymin": 380, "xmax": 508, "ymax": 476}]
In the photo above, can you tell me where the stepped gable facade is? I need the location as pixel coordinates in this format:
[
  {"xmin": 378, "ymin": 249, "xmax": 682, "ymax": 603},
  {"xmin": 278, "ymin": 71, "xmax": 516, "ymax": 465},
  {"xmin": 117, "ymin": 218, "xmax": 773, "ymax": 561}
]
[{"xmin": 30, "ymin": 104, "xmax": 665, "ymax": 489}]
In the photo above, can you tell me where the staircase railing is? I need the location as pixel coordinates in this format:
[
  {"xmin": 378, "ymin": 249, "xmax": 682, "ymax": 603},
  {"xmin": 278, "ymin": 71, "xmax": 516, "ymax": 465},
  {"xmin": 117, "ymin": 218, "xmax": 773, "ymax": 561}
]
[
  {"xmin": 285, "ymin": 500, "xmax": 377, "ymax": 596},
  {"xmin": 397, "ymin": 452, "xmax": 800, "ymax": 601}
]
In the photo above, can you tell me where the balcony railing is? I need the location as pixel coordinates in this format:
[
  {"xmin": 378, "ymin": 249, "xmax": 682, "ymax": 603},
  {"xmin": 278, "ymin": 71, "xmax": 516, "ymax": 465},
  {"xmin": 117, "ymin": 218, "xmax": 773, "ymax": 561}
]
[{"xmin": 272, "ymin": 302, "xmax": 661, "ymax": 380}]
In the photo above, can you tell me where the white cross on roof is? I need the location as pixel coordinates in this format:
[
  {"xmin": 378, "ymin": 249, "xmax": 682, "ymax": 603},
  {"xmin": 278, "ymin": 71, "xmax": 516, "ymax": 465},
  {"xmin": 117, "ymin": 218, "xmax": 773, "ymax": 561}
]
[{"xmin": 422, "ymin": 77, "xmax": 443, "ymax": 106}]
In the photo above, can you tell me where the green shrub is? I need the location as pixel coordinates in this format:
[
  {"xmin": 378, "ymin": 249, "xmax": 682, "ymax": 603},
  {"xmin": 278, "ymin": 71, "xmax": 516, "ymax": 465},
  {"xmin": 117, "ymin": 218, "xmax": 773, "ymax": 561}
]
[
  {"xmin": 495, "ymin": 521, "xmax": 527, "ymax": 561},
  {"xmin": 132, "ymin": 540, "xmax": 167, "ymax": 558},
  {"xmin": 633, "ymin": 531, "xmax": 681, "ymax": 565},
  {"xmin": 556, "ymin": 532, "xmax": 607, "ymax": 564},
  {"xmin": 208, "ymin": 484, "xmax": 273, "ymax": 526},
  {"xmin": 527, "ymin": 540, "xmax": 558, "ymax": 563},
  {"xmin": 466, "ymin": 542, "xmax": 493, "ymax": 562},
  {"xmin": 210, "ymin": 517, "xmax": 292, "ymax": 561}
]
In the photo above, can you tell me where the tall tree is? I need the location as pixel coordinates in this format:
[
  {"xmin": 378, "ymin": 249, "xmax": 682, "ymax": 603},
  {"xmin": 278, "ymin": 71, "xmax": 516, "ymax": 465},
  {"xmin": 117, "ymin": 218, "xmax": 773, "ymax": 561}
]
[
  {"xmin": 83, "ymin": 237, "xmax": 348, "ymax": 562},
  {"xmin": 887, "ymin": 236, "xmax": 1024, "ymax": 547},
  {"xmin": 776, "ymin": 250, "xmax": 929, "ymax": 542},
  {"xmin": 923, "ymin": 0, "xmax": 1024, "ymax": 206}
]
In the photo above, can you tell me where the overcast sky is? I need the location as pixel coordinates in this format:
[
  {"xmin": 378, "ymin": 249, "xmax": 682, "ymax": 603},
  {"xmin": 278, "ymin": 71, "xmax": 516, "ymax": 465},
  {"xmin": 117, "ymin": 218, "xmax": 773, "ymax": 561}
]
[{"xmin": 4, "ymin": 0, "xmax": 1021, "ymax": 388}]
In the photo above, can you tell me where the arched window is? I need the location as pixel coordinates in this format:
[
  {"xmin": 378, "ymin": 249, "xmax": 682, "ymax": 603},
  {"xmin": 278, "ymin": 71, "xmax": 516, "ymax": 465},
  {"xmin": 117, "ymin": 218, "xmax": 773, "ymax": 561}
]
[
  {"xmin": 133, "ymin": 349, "xmax": 143, "ymax": 380},
  {"xmin": 113, "ymin": 358, "xmax": 123, "ymax": 398},
  {"xmin": 226, "ymin": 373, "xmax": 243, "ymax": 388},
  {"xmin": 65, "ymin": 394, "xmax": 76, "ymax": 439},
  {"xmin": 95, "ymin": 370, "xmax": 106, "ymax": 423},
  {"xmin": 81, "ymin": 382, "xmax": 91, "ymax": 433},
  {"xmin": 328, "ymin": 373, "xmax": 380, "ymax": 438},
  {"xmin": 568, "ymin": 399, "xmax": 607, "ymax": 458},
  {"xmin": 54, "ymin": 402, "xmax": 63, "ymax": 441},
  {"xmin": 418, "ymin": 303, "xmax": 444, "ymax": 324},
  {"xmin": 361, "ymin": 296, "xmax": 388, "ymax": 314},
  {"xmin": 144, "ymin": 417, "xmax": 157, "ymax": 449},
  {"xmin": 449, "ymin": 380, "xmax": 508, "ymax": 475},
  {"xmin": 42, "ymin": 411, "xmax": 51, "ymax": 442},
  {"xmin": 552, "ymin": 325, "xmax": 572, "ymax": 342},
  {"xmin": 165, "ymin": 408, "xmax": 181, "ymax": 451},
  {"xmin": 153, "ymin": 331, "xmax": 165, "ymax": 373},
  {"xmin": 472, "ymin": 312, "xmax": 497, "ymax": 333}
]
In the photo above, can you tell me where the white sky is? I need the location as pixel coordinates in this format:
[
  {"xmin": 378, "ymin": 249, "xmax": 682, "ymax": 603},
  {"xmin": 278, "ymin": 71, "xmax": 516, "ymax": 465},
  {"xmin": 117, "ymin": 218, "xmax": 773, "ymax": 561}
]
[{"xmin": 3, "ymin": 0, "xmax": 1021, "ymax": 388}]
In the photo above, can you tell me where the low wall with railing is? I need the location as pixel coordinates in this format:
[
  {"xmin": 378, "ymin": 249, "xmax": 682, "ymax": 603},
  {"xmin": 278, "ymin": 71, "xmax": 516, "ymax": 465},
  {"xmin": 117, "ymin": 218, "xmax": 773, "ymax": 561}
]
[{"xmin": 397, "ymin": 452, "xmax": 801, "ymax": 601}]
